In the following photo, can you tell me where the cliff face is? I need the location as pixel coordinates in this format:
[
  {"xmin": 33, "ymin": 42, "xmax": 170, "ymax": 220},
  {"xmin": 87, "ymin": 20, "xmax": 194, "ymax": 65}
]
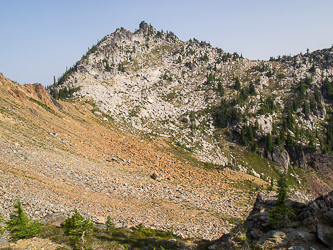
[
  {"xmin": 286, "ymin": 146, "xmax": 333, "ymax": 194},
  {"xmin": 0, "ymin": 73, "xmax": 56, "ymax": 107}
]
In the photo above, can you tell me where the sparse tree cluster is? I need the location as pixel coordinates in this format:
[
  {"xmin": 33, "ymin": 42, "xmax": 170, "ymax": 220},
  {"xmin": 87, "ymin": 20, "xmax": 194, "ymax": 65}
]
[
  {"xmin": 1, "ymin": 199, "xmax": 121, "ymax": 248},
  {"xmin": 52, "ymin": 86, "xmax": 81, "ymax": 100}
]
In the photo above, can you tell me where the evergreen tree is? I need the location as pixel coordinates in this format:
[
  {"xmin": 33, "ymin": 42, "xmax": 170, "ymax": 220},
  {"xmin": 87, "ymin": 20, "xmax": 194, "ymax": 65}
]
[
  {"xmin": 309, "ymin": 63, "xmax": 316, "ymax": 74},
  {"xmin": 272, "ymin": 123, "xmax": 278, "ymax": 136},
  {"xmin": 217, "ymin": 81, "xmax": 224, "ymax": 96},
  {"xmin": 266, "ymin": 96, "xmax": 276, "ymax": 114},
  {"xmin": 266, "ymin": 133, "xmax": 274, "ymax": 152},
  {"xmin": 310, "ymin": 98, "xmax": 317, "ymax": 112},
  {"xmin": 61, "ymin": 208, "xmax": 94, "ymax": 241},
  {"xmin": 275, "ymin": 174, "xmax": 288, "ymax": 207},
  {"xmin": 240, "ymin": 126, "xmax": 248, "ymax": 146},
  {"xmin": 325, "ymin": 115, "xmax": 333, "ymax": 152},
  {"xmin": 105, "ymin": 216, "xmax": 115, "ymax": 232},
  {"xmin": 286, "ymin": 133, "xmax": 294, "ymax": 147},
  {"xmin": 277, "ymin": 130, "xmax": 284, "ymax": 146},
  {"xmin": 254, "ymin": 120, "xmax": 259, "ymax": 132},
  {"xmin": 314, "ymin": 88, "xmax": 321, "ymax": 103},
  {"xmin": 307, "ymin": 136, "xmax": 316, "ymax": 151},
  {"xmin": 5, "ymin": 199, "xmax": 41, "ymax": 240},
  {"xmin": 206, "ymin": 73, "xmax": 214, "ymax": 85},
  {"xmin": 0, "ymin": 213, "xmax": 5, "ymax": 235},
  {"xmin": 286, "ymin": 110, "xmax": 295, "ymax": 131},
  {"xmin": 177, "ymin": 56, "xmax": 182, "ymax": 63},
  {"xmin": 304, "ymin": 101, "xmax": 310, "ymax": 120},
  {"xmin": 294, "ymin": 125, "xmax": 299, "ymax": 142},
  {"xmin": 269, "ymin": 173, "xmax": 295, "ymax": 228},
  {"xmin": 234, "ymin": 77, "xmax": 241, "ymax": 91},
  {"xmin": 251, "ymin": 141, "xmax": 258, "ymax": 152},
  {"xmin": 246, "ymin": 125, "xmax": 254, "ymax": 142},
  {"xmin": 249, "ymin": 81, "xmax": 256, "ymax": 95}
]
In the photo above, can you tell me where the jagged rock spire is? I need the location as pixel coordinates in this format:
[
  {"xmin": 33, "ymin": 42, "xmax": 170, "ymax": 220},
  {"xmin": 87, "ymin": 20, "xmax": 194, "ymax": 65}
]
[{"xmin": 139, "ymin": 21, "xmax": 149, "ymax": 33}]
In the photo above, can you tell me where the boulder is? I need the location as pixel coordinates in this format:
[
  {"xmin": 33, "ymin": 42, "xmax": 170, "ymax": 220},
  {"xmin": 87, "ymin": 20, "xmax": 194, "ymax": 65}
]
[
  {"xmin": 42, "ymin": 213, "xmax": 68, "ymax": 227},
  {"xmin": 323, "ymin": 210, "xmax": 333, "ymax": 224},
  {"xmin": 151, "ymin": 172, "xmax": 158, "ymax": 180},
  {"xmin": 257, "ymin": 230, "xmax": 288, "ymax": 249},
  {"xmin": 317, "ymin": 222, "xmax": 333, "ymax": 248}
]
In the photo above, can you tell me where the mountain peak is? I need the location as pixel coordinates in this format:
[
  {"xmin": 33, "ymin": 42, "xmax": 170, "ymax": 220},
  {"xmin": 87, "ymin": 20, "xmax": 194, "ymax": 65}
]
[{"xmin": 49, "ymin": 22, "xmax": 333, "ymax": 198}]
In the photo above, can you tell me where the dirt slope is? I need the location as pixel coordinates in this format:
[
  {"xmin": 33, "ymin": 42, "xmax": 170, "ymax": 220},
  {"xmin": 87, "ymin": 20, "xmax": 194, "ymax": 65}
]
[{"xmin": 0, "ymin": 73, "xmax": 277, "ymax": 240}]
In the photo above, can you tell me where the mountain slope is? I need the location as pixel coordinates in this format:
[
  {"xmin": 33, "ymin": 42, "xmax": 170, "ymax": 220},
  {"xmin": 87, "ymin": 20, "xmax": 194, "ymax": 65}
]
[
  {"xmin": 0, "ymin": 72, "xmax": 282, "ymax": 240},
  {"xmin": 49, "ymin": 21, "xmax": 333, "ymax": 196}
]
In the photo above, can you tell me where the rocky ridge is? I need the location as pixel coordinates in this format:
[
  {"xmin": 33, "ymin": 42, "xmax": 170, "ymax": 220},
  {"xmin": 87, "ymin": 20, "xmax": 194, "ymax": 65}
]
[{"xmin": 50, "ymin": 22, "xmax": 333, "ymax": 194}]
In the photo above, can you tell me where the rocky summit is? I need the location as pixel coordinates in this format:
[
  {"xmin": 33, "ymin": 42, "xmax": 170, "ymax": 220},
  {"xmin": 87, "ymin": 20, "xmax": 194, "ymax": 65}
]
[{"xmin": 0, "ymin": 21, "xmax": 333, "ymax": 249}]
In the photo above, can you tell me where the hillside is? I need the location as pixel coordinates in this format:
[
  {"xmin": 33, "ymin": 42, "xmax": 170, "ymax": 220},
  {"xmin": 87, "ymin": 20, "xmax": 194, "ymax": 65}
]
[
  {"xmin": 49, "ymin": 21, "xmax": 333, "ymax": 196},
  {"xmin": 0, "ymin": 72, "xmax": 278, "ymax": 241}
]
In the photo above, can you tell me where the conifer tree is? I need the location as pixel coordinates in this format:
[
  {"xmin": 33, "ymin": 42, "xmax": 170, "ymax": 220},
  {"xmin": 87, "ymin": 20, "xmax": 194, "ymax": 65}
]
[
  {"xmin": 234, "ymin": 77, "xmax": 241, "ymax": 91},
  {"xmin": 61, "ymin": 208, "xmax": 94, "ymax": 249},
  {"xmin": 249, "ymin": 81, "xmax": 256, "ymax": 95},
  {"xmin": 246, "ymin": 125, "xmax": 254, "ymax": 142},
  {"xmin": 269, "ymin": 173, "xmax": 295, "ymax": 228},
  {"xmin": 275, "ymin": 174, "xmax": 288, "ymax": 207},
  {"xmin": 218, "ymin": 81, "xmax": 224, "ymax": 96},
  {"xmin": 286, "ymin": 133, "xmax": 294, "ymax": 147},
  {"xmin": 266, "ymin": 133, "xmax": 274, "ymax": 152},
  {"xmin": 240, "ymin": 126, "xmax": 248, "ymax": 146},
  {"xmin": 304, "ymin": 101, "xmax": 310, "ymax": 120},
  {"xmin": 105, "ymin": 215, "xmax": 115, "ymax": 232},
  {"xmin": 61, "ymin": 208, "xmax": 94, "ymax": 241},
  {"xmin": 0, "ymin": 213, "xmax": 5, "ymax": 235},
  {"xmin": 177, "ymin": 56, "xmax": 182, "ymax": 63},
  {"xmin": 5, "ymin": 199, "xmax": 41, "ymax": 240}
]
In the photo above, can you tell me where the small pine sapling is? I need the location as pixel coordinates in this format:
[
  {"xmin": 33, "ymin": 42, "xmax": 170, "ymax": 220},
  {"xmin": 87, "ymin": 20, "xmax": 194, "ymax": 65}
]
[
  {"xmin": 5, "ymin": 199, "xmax": 41, "ymax": 240},
  {"xmin": 61, "ymin": 208, "xmax": 94, "ymax": 245},
  {"xmin": 105, "ymin": 215, "xmax": 115, "ymax": 232}
]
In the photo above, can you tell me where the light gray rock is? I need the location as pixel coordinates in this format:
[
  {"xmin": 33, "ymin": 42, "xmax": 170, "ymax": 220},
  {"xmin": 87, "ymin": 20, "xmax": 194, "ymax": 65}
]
[
  {"xmin": 272, "ymin": 146, "xmax": 290, "ymax": 170},
  {"xmin": 257, "ymin": 230, "xmax": 288, "ymax": 248},
  {"xmin": 288, "ymin": 247, "xmax": 304, "ymax": 250}
]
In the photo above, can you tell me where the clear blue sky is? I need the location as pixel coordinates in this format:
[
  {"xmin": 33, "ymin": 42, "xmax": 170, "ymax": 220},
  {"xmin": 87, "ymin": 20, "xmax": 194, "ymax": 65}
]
[{"xmin": 1, "ymin": 0, "xmax": 332, "ymax": 86}]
